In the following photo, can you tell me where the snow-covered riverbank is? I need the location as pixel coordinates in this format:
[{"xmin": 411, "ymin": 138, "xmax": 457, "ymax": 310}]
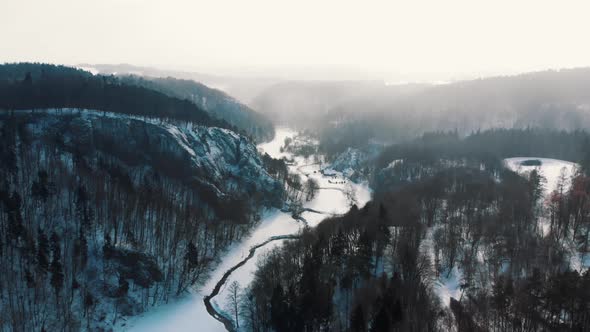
[{"xmin": 119, "ymin": 128, "xmax": 371, "ymax": 331}]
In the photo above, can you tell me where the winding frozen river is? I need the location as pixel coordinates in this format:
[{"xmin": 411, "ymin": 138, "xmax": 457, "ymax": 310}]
[{"xmin": 119, "ymin": 128, "xmax": 371, "ymax": 331}]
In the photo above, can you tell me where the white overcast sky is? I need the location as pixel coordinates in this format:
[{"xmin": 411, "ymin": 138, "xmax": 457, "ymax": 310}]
[{"xmin": 2, "ymin": 0, "xmax": 590, "ymax": 81}]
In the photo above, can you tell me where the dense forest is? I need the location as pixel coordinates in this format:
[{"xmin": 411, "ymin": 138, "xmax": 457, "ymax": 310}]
[
  {"xmin": 3, "ymin": 62, "xmax": 590, "ymax": 331},
  {"xmin": 0, "ymin": 63, "xmax": 293, "ymax": 331},
  {"xmin": 236, "ymin": 129, "xmax": 590, "ymax": 331},
  {"xmin": 83, "ymin": 63, "xmax": 282, "ymax": 105},
  {"xmin": 0, "ymin": 63, "xmax": 237, "ymax": 132},
  {"xmin": 115, "ymin": 75, "xmax": 275, "ymax": 142}
]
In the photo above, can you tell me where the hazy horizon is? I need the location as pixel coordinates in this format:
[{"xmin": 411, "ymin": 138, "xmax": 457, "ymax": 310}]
[{"xmin": 3, "ymin": 0, "xmax": 590, "ymax": 82}]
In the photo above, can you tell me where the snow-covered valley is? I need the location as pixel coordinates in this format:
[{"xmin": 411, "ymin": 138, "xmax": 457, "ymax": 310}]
[{"xmin": 120, "ymin": 128, "xmax": 371, "ymax": 331}]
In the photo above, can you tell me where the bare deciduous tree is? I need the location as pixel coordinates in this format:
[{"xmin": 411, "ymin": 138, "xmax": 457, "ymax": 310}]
[{"xmin": 225, "ymin": 281, "xmax": 242, "ymax": 329}]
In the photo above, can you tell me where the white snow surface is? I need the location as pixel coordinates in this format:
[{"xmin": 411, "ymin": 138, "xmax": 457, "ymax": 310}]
[
  {"xmin": 120, "ymin": 127, "xmax": 371, "ymax": 331},
  {"xmin": 504, "ymin": 157, "xmax": 589, "ymax": 272},
  {"xmin": 504, "ymin": 157, "xmax": 578, "ymax": 195},
  {"xmin": 436, "ymin": 267, "xmax": 463, "ymax": 306}
]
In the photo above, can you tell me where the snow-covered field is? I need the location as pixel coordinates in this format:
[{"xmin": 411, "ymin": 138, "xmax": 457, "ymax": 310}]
[
  {"xmin": 504, "ymin": 157, "xmax": 589, "ymax": 272},
  {"xmin": 120, "ymin": 128, "xmax": 371, "ymax": 331},
  {"xmin": 504, "ymin": 157, "xmax": 578, "ymax": 195}
]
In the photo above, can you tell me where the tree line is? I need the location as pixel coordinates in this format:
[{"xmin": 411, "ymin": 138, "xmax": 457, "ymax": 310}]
[{"xmin": 0, "ymin": 63, "xmax": 239, "ymax": 132}]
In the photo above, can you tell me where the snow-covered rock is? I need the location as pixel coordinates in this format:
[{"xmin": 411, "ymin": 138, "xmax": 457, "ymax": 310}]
[{"xmin": 19, "ymin": 109, "xmax": 283, "ymax": 206}]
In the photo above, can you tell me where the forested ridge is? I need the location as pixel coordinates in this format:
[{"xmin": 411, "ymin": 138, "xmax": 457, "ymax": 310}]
[
  {"xmin": 116, "ymin": 75, "xmax": 275, "ymax": 142},
  {"xmin": 0, "ymin": 63, "xmax": 238, "ymax": 133},
  {"xmin": 372, "ymin": 129, "xmax": 590, "ymax": 192}
]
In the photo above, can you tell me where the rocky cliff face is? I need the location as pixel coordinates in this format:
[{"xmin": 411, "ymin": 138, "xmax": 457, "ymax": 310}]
[{"xmin": 23, "ymin": 109, "xmax": 282, "ymax": 205}]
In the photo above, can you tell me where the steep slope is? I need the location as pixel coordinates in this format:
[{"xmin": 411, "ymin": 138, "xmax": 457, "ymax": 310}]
[
  {"xmin": 0, "ymin": 63, "xmax": 284, "ymax": 331},
  {"xmin": 0, "ymin": 110, "xmax": 282, "ymax": 331}
]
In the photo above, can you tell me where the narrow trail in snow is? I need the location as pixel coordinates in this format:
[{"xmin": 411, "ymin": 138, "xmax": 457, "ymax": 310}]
[{"xmin": 203, "ymin": 234, "xmax": 300, "ymax": 332}]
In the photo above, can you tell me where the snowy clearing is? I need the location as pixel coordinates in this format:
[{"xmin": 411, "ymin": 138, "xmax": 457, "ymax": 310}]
[
  {"xmin": 504, "ymin": 157, "xmax": 588, "ymax": 272},
  {"xmin": 504, "ymin": 157, "xmax": 578, "ymax": 195},
  {"xmin": 505, "ymin": 157, "xmax": 578, "ymax": 236}
]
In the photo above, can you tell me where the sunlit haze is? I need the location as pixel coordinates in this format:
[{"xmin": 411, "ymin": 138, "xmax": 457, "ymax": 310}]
[{"xmin": 3, "ymin": 0, "xmax": 590, "ymax": 81}]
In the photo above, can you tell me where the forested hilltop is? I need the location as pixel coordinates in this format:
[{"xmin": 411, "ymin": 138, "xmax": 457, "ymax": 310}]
[
  {"xmin": 117, "ymin": 75, "xmax": 275, "ymax": 142},
  {"xmin": 0, "ymin": 63, "xmax": 289, "ymax": 331},
  {"xmin": 0, "ymin": 63, "xmax": 239, "ymax": 131},
  {"xmin": 81, "ymin": 63, "xmax": 282, "ymax": 105},
  {"xmin": 242, "ymin": 129, "xmax": 590, "ymax": 331}
]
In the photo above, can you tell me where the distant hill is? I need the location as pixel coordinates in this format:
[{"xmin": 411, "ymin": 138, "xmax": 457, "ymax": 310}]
[
  {"xmin": 117, "ymin": 75, "xmax": 275, "ymax": 142},
  {"xmin": 80, "ymin": 63, "xmax": 282, "ymax": 105},
  {"xmin": 250, "ymin": 80, "xmax": 397, "ymax": 128},
  {"xmin": 0, "ymin": 63, "xmax": 234, "ymax": 131},
  {"xmin": 310, "ymin": 68, "xmax": 590, "ymax": 155}
]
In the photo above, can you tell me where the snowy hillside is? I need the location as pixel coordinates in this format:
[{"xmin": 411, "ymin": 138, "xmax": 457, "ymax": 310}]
[
  {"xmin": 18, "ymin": 109, "xmax": 281, "ymax": 200},
  {"xmin": 0, "ymin": 109, "xmax": 282, "ymax": 331},
  {"xmin": 92, "ymin": 72, "xmax": 276, "ymax": 142}
]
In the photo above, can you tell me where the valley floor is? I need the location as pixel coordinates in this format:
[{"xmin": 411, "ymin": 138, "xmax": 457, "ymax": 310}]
[{"xmin": 118, "ymin": 128, "xmax": 371, "ymax": 331}]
